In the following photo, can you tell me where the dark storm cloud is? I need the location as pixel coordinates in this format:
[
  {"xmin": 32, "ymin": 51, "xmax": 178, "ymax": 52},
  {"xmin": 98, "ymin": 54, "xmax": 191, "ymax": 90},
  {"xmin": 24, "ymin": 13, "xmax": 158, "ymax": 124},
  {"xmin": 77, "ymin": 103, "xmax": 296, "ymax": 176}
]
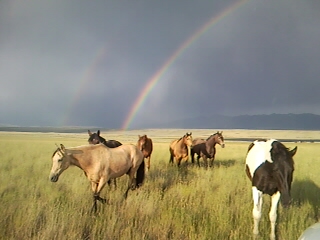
[{"xmin": 1, "ymin": 0, "xmax": 320, "ymax": 128}]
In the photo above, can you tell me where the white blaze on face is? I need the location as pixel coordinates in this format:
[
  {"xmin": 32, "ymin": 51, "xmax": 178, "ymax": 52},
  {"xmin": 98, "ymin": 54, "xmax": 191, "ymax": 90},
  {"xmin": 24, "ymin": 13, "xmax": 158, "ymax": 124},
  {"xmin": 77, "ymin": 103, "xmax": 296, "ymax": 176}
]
[{"xmin": 246, "ymin": 139, "xmax": 277, "ymax": 177}]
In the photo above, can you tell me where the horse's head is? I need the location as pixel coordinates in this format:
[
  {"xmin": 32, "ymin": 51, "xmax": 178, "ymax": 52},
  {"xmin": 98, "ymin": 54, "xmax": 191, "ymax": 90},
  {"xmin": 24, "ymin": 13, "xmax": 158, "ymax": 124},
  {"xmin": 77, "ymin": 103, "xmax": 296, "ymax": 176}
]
[
  {"xmin": 183, "ymin": 132, "xmax": 193, "ymax": 147},
  {"xmin": 137, "ymin": 135, "xmax": 147, "ymax": 151},
  {"xmin": 88, "ymin": 130, "xmax": 105, "ymax": 145},
  {"xmin": 271, "ymin": 142, "xmax": 297, "ymax": 207},
  {"xmin": 49, "ymin": 144, "xmax": 70, "ymax": 182},
  {"xmin": 215, "ymin": 131, "xmax": 225, "ymax": 148}
]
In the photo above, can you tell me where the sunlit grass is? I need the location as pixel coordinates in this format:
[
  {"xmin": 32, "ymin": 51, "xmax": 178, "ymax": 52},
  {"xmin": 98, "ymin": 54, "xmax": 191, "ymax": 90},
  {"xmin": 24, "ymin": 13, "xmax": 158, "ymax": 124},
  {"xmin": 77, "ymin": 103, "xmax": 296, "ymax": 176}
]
[{"xmin": 0, "ymin": 130, "xmax": 319, "ymax": 239}]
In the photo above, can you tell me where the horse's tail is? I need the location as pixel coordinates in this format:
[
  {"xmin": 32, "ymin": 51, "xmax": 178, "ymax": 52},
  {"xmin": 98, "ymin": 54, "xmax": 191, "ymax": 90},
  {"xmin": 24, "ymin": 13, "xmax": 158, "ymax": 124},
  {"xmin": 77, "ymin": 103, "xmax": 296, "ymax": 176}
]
[{"xmin": 136, "ymin": 160, "xmax": 145, "ymax": 188}]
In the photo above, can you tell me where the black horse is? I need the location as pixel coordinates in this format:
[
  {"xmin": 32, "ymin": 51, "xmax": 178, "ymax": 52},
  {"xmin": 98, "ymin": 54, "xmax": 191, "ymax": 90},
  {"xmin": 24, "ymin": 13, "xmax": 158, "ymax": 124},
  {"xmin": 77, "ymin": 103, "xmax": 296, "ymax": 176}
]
[{"xmin": 88, "ymin": 130, "xmax": 122, "ymax": 148}]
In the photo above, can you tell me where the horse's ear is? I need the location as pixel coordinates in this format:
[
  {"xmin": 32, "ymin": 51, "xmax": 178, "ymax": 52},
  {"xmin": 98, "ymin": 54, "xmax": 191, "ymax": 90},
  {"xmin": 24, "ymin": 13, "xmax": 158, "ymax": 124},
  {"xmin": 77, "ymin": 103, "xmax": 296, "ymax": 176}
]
[
  {"xmin": 60, "ymin": 144, "xmax": 66, "ymax": 151},
  {"xmin": 290, "ymin": 146, "xmax": 297, "ymax": 157},
  {"xmin": 97, "ymin": 130, "xmax": 100, "ymax": 136},
  {"xmin": 88, "ymin": 130, "xmax": 92, "ymax": 136}
]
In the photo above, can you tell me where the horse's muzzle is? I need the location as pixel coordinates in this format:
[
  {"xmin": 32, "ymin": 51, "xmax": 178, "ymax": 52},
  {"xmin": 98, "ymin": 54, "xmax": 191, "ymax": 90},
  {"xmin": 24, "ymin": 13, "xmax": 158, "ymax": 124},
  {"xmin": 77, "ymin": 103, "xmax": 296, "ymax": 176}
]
[
  {"xmin": 281, "ymin": 194, "xmax": 291, "ymax": 208},
  {"xmin": 221, "ymin": 144, "xmax": 225, "ymax": 148},
  {"xmin": 49, "ymin": 174, "xmax": 59, "ymax": 182}
]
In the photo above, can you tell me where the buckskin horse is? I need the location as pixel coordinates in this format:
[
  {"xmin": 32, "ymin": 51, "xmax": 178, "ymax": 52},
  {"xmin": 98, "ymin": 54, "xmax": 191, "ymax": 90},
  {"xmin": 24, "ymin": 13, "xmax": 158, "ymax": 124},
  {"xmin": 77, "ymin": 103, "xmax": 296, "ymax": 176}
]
[
  {"xmin": 191, "ymin": 131, "xmax": 225, "ymax": 168},
  {"xmin": 49, "ymin": 143, "xmax": 145, "ymax": 213},
  {"xmin": 169, "ymin": 132, "xmax": 193, "ymax": 167},
  {"xmin": 245, "ymin": 139, "xmax": 297, "ymax": 240},
  {"xmin": 137, "ymin": 135, "xmax": 153, "ymax": 171},
  {"xmin": 88, "ymin": 129, "xmax": 122, "ymax": 188}
]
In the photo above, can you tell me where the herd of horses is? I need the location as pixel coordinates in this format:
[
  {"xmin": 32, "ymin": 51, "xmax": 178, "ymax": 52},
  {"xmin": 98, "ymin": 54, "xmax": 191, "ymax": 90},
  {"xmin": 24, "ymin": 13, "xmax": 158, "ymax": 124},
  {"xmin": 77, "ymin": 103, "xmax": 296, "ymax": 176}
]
[{"xmin": 49, "ymin": 130, "xmax": 298, "ymax": 239}]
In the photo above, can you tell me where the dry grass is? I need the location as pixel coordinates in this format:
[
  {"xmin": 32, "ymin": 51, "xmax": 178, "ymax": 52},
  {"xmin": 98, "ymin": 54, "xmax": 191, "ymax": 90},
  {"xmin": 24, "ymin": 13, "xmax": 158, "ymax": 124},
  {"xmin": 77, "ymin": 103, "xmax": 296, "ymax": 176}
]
[{"xmin": 0, "ymin": 129, "xmax": 319, "ymax": 239}]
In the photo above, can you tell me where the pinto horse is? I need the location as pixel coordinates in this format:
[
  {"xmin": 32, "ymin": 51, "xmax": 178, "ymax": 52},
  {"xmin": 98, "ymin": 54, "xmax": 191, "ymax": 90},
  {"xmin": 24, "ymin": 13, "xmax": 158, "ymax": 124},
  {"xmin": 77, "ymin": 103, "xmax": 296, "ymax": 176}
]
[
  {"xmin": 245, "ymin": 139, "xmax": 297, "ymax": 240},
  {"xmin": 88, "ymin": 130, "xmax": 122, "ymax": 148},
  {"xmin": 191, "ymin": 131, "xmax": 225, "ymax": 168},
  {"xmin": 169, "ymin": 132, "xmax": 193, "ymax": 167},
  {"xmin": 137, "ymin": 135, "xmax": 153, "ymax": 171},
  {"xmin": 49, "ymin": 143, "xmax": 145, "ymax": 213}
]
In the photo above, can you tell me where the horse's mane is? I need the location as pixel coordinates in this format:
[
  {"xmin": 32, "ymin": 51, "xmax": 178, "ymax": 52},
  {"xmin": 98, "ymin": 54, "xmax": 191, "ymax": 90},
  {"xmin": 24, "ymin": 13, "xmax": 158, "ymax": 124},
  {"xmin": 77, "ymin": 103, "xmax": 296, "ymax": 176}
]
[
  {"xmin": 52, "ymin": 148, "xmax": 59, "ymax": 157},
  {"xmin": 270, "ymin": 141, "xmax": 293, "ymax": 164},
  {"xmin": 206, "ymin": 134, "xmax": 215, "ymax": 141}
]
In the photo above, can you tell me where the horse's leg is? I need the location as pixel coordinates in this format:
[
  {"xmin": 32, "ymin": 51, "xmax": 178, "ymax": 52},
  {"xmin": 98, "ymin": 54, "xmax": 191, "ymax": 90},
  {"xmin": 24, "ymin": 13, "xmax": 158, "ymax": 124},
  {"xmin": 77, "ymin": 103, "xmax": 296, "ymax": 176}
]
[
  {"xmin": 146, "ymin": 156, "xmax": 151, "ymax": 171},
  {"xmin": 124, "ymin": 170, "xmax": 136, "ymax": 199},
  {"xmin": 209, "ymin": 153, "xmax": 216, "ymax": 168},
  {"xmin": 203, "ymin": 156, "xmax": 208, "ymax": 169},
  {"xmin": 191, "ymin": 149, "xmax": 195, "ymax": 164},
  {"xmin": 169, "ymin": 152, "xmax": 174, "ymax": 164},
  {"xmin": 113, "ymin": 178, "xmax": 117, "ymax": 190},
  {"xmin": 90, "ymin": 178, "xmax": 108, "ymax": 213},
  {"xmin": 269, "ymin": 191, "xmax": 281, "ymax": 240},
  {"xmin": 90, "ymin": 182, "xmax": 99, "ymax": 213},
  {"xmin": 176, "ymin": 157, "xmax": 182, "ymax": 167},
  {"xmin": 252, "ymin": 187, "xmax": 263, "ymax": 237},
  {"xmin": 196, "ymin": 155, "xmax": 201, "ymax": 167}
]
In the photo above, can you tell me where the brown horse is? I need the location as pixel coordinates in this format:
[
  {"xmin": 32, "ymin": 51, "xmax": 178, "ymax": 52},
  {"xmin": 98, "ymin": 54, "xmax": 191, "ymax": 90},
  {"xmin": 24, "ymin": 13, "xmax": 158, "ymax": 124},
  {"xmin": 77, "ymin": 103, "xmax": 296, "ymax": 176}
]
[
  {"xmin": 137, "ymin": 135, "xmax": 153, "ymax": 171},
  {"xmin": 49, "ymin": 143, "xmax": 145, "ymax": 213},
  {"xmin": 169, "ymin": 132, "xmax": 193, "ymax": 167},
  {"xmin": 191, "ymin": 131, "xmax": 225, "ymax": 168}
]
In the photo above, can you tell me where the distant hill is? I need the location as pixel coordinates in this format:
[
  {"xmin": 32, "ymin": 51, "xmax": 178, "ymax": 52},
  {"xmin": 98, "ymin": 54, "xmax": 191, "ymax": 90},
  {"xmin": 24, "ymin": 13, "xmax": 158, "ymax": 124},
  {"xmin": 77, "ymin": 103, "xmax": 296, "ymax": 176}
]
[
  {"xmin": 158, "ymin": 113, "xmax": 320, "ymax": 130},
  {"xmin": 1, "ymin": 113, "xmax": 320, "ymax": 132}
]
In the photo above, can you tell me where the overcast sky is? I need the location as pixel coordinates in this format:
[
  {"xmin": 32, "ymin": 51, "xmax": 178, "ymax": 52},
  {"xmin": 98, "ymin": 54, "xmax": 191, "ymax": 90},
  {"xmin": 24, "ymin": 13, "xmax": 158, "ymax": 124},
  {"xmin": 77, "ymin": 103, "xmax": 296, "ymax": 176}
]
[{"xmin": 1, "ymin": 0, "xmax": 320, "ymax": 129}]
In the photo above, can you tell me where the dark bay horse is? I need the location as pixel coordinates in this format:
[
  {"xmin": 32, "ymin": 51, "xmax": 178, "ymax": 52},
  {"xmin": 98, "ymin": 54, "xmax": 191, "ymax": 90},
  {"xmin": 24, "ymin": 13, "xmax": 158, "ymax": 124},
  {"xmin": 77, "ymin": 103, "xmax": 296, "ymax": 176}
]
[
  {"xmin": 88, "ymin": 130, "xmax": 122, "ymax": 148},
  {"xmin": 169, "ymin": 132, "xmax": 193, "ymax": 167},
  {"xmin": 49, "ymin": 143, "xmax": 145, "ymax": 213},
  {"xmin": 191, "ymin": 131, "xmax": 225, "ymax": 168},
  {"xmin": 245, "ymin": 139, "xmax": 297, "ymax": 240},
  {"xmin": 137, "ymin": 135, "xmax": 153, "ymax": 171}
]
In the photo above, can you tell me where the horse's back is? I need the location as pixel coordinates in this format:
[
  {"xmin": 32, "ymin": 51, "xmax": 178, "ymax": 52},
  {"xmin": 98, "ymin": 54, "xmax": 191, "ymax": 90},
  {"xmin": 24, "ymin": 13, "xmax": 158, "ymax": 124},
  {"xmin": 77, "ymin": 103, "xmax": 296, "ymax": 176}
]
[
  {"xmin": 192, "ymin": 138, "xmax": 205, "ymax": 145},
  {"xmin": 245, "ymin": 140, "xmax": 275, "ymax": 178},
  {"xmin": 191, "ymin": 138, "xmax": 205, "ymax": 153},
  {"xmin": 105, "ymin": 140, "xmax": 122, "ymax": 148},
  {"xmin": 118, "ymin": 144, "xmax": 144, "ymax": 166}
]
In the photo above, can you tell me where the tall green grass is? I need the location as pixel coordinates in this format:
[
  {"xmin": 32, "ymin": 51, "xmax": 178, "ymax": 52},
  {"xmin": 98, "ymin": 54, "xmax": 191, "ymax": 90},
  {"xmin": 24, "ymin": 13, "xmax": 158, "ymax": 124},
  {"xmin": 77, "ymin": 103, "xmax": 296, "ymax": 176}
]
[{"xmin": 0, "ymin": 130, "xmax": 319, "ymax": 239}]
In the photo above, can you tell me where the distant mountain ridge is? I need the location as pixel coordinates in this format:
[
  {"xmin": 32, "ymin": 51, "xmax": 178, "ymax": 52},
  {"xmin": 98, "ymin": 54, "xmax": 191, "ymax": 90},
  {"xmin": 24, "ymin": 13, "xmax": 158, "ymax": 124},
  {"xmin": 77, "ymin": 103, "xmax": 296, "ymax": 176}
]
[
  {"xmin": 1, "ymin": 113, "xmax": 320, "ymax": 132},
  {"xmin": 159, "ymin": 113, "xmax": 320, "ymax": 130}
]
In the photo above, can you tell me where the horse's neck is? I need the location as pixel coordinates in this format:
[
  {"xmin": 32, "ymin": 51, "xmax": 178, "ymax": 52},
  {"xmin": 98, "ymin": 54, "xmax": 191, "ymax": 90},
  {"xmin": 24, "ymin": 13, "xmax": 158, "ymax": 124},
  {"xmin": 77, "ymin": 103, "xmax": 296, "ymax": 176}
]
[
  {"xmin": 206, "ymin": 136, "xmax": 217, "ymax": 147},
  {"xmin": 68, "ymin": 154, "xmax": 84, "ymax": 170},
  {"xmin": 100, "ymin": 137, "xmax": 107, "ymax": 144},
  {"xmin": 177, "ymin": 138, "xmax": 187, "ymax": 149},
  {"xmin": 67, "ymin": 149, "xmax": 90, "ymax": 171}
]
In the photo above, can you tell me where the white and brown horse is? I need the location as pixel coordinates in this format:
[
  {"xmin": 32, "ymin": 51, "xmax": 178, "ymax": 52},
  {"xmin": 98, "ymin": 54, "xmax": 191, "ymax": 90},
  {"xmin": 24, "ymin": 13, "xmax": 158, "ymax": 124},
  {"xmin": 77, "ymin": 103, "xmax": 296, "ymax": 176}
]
[
  {"xmin": 245, "ymin": 139, "xmax": 297, "ymax": 240},
  {"xmin": 169, "ymin": 132, "xmax": 193, "ymax": 167},
  {"xmin": 49, "ymin": 143, "xmax": 145, "ymax": 212}
]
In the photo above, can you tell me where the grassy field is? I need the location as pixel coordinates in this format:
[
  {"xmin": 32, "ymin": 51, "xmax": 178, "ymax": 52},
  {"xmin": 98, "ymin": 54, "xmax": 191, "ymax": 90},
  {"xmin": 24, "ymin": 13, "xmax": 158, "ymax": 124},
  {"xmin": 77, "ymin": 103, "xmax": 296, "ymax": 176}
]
[{"xmin": 0, "ymin": 129, "xmax": 320, "ymax": 240}]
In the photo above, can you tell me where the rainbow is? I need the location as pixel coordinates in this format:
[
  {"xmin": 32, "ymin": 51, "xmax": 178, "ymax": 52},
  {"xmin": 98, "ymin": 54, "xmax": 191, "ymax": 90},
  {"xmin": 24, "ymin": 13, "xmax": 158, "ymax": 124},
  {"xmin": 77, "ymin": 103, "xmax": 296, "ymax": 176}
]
[
  {"xmin": 60, "ymin": 46, "xmax": 109, "ymax": 126},
  {"xmin": 121, "ymin": 0, "xmax": 249, "ymax": 130}
]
